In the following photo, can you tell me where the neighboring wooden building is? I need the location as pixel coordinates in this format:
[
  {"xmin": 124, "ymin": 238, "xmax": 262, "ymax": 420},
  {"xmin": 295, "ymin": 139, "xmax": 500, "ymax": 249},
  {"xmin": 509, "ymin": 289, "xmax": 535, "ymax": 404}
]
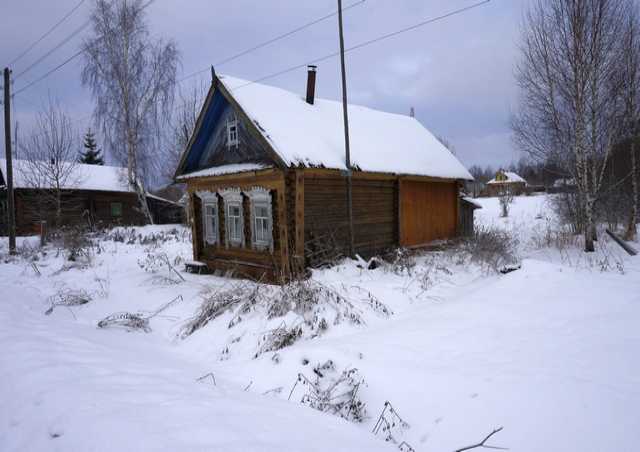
[
  {"xmin": 0, "ymin": 159, "xmax": 182, "ymax": 235},
  {"xmin": 459, "ymin": 196, "xmax": 482, "ymax": 237},
  {"xmin": 174, "ymin": 69, "xmax": 474, "ymax": 280},
  {"xmin": 485, "ymin": 170, "xmax": 526, "ymax": 196}
]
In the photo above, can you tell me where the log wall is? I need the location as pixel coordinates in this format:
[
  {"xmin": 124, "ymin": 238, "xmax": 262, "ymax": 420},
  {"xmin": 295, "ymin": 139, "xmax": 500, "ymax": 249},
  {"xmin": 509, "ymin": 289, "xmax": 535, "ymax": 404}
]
[
  {"xmin": 185, "ymin": 169, "xmax": 287, "ymax": 281},
  {"xmin": 9, "ymin": 189, "xmax": 148, "ymax": 235},
  {"xmin": 303, "ymin": 171, "xmax": 398, "ymax": 262}
]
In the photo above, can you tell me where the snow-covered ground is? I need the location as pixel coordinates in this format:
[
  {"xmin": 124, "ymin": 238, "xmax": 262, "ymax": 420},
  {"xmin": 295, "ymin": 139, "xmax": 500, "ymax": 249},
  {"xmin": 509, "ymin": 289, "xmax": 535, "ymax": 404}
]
[{"xmin": 1, "ymin": 195, "xmax": 639, "ymax": 452}]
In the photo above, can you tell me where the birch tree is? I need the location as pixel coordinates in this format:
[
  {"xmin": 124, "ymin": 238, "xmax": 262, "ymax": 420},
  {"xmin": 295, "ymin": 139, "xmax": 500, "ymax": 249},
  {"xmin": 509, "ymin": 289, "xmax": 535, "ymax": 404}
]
[
  {"xmin": 512, "ymin": 0, "xmax": 636, "ymax": 251},
  {"xmin": 618, "ymin": 10, "xmax": 640, "ymax": 240},
  {"xmin": 81, "ymin": 0, "xmax": 179, "ymax": 224}
]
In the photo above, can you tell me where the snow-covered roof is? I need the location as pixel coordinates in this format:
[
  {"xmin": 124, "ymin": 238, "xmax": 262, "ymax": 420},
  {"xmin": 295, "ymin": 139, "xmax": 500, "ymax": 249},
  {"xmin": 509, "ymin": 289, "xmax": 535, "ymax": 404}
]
[
  {"xmin": 0, "ymin": 158, "xmax": 131, "ymax": 192},
  {"xmin": 147, "ymin": 193, "xmax": 182, "ymax": 206},
  {"xmin": 553, "ymin": 178, "xmax": 576, "ymax": 187},
  {"xmin": 211, "ymin": 75, "xmax": 473, "ymax": 180},
  {"xmin": 487, "ymin": 171, "xmax": 526, "ymax": 185},
  {"xmin": 461, "ymin": 196, "xmax": 483, "ymax": 209},
  {"xmin": 177, "ymin": 163, "xmax": 270, "ymax": 181}
]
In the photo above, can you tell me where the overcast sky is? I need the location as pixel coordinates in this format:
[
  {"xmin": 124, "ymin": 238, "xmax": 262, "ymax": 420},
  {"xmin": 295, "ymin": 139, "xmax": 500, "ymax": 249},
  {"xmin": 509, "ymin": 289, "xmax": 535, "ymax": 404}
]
[{"xmin": 1, "ymin": 0, "xmax": 526, "ymax": 171}]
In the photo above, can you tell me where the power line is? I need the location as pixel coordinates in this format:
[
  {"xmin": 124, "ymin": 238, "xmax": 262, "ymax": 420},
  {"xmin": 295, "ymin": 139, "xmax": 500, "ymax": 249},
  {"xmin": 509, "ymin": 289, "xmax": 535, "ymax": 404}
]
[
  {"xmin": 11, "ymin": 0, "xmax": 158, "ymax": 96},
  {"xmin": 14, "ymin": 21, "xmax": 91, "ymax": 80},
  {"xmin": 13, "ymin": 49, "xmax": 84, "ymax": 96},
  {"xmin": 231, "ymin": 0, "xmax": 491, "ymax": 91},
  {"xmin": 11, "ymin": 0, "xmax": 362, "ymax": 97},
  {"xmin": 215, "ymin": 0, "xmax": 366, "ymax": 68},
  {"xmin": 176, "ymin": 0, "xmax": 366, "ymax": 84},
  {"xmin": 8, "ymin": 0, "xmax": 87, "ymax": 67},
  {"xmin": 12, "ymin": 0, "xmax": 489, "ymax": 140}
]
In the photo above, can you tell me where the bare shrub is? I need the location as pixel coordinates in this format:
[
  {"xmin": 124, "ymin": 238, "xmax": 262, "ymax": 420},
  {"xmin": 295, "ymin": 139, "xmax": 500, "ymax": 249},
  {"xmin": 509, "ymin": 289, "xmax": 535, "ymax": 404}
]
[
  {"xmin": 289, "ymin": 363, "xmax": 367, "ymax": 423},
  {"xmin": 465, "ymin": 225, "xmax": 520, "ymax": 273},
  {"xmin": 530, "ymin": 218, "xmax": 581, "ymax": 251},
  {"xmin": 46, "ymin": 225, "xmax": 95, "ymax": 265},
  {"xmin": 372, "ymin": 401, "xmax": 412, "ymax": 446},
  {"xmin": 101, "ymin": 226, "xmax": 191, "ymax": 246},
  {"xmin": 498, "ymin": 187, "xmax": 515, "ymax": 218},
  {"xmin": 180, "ymin": 282, "xmax": 262, "ymax": 338},
  {"xmin": 550, "ymin": 193, "xmax": 584, "ymax": 234},
  {"xmin": 415, "ymin": 254, "xmax": 454, "ymax": 293},
  {"xmin": 255, "ymin": 322, "xmax": 303, "ymax": 358},
  {"xmin": 381, "ymin": 248, "xmax": 417, "ymax": 276},
  {"xmin": 137, "ymin": 251, "xmax": 185, "ymax": 285}
]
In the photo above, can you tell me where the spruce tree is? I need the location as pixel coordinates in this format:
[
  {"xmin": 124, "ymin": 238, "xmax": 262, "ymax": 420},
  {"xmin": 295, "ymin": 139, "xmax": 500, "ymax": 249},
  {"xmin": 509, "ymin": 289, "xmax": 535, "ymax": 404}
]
[{"xmin": 79, "ymin": 129, "xmax": 104, "ymax": 165}]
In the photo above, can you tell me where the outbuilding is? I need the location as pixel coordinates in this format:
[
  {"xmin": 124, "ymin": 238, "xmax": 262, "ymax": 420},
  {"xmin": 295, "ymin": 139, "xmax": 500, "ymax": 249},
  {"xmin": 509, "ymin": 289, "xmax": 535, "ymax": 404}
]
[{"xmin": 0, "ymin": 159, "xmax": 182, "ymax": 235}]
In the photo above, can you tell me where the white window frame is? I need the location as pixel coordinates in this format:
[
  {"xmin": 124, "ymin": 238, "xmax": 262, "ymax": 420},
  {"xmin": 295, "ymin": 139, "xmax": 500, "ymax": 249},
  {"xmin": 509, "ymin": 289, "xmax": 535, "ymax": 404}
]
[
  {"xmin": 226, "ymin": 115, "xmax": 239, "ymax": 148},
  {"xmin": 247, "ymin": 187, "xmax": 273, "ymax": 251},
  {"xmin": 219, "ymin": 188, "xmax": 244, "ymax": 248},
  {"xmin": 195, "ymin": 191, "xmax": 219, "ymax": 246}
]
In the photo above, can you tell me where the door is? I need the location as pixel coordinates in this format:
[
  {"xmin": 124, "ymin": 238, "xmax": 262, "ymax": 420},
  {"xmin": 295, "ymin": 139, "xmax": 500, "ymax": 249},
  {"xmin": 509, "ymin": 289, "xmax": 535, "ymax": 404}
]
[{"xmin": 400, "ymin": 180, "xmax": 457, "ymax": 247}]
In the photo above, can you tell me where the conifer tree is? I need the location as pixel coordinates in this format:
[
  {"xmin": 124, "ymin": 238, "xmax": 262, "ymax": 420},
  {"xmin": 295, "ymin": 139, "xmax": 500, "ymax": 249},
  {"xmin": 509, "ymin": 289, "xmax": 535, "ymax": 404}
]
[{"xmin": 79, "ymin": 129, "xmax": 104, "ymax": 165}]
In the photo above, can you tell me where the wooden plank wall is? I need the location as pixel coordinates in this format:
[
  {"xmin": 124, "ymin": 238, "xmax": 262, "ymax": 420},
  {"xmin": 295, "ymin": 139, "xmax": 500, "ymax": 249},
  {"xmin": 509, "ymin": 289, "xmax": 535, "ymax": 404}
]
[
  {"xmin": 303, "ymin": 172, "xmax": 398, "ymax": 260},
  {"xmin": 399, "ymin": 180, "xmax": 458, "ymax": 247}
]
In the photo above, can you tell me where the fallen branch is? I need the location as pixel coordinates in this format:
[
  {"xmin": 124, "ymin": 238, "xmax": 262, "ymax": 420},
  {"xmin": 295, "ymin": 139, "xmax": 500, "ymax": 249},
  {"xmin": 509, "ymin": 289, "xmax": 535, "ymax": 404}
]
[
  {"xmin": 454, "ymin": 427, "xmax": 507, "ymax": 452},
  {"xmin": 606, "ymin": 229, "xmax": 638, "ymax": 256},
  {"xmin": 196, "ymin": 372, "xmax": 216, "ymax": 386}
]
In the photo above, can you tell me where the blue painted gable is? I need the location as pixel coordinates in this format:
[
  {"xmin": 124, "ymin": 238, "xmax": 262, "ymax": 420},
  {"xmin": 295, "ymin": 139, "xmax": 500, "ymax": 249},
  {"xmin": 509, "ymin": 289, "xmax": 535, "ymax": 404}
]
[{"xmin": 183, "ymin": 88, "xmax": 229, "ymax": 174}]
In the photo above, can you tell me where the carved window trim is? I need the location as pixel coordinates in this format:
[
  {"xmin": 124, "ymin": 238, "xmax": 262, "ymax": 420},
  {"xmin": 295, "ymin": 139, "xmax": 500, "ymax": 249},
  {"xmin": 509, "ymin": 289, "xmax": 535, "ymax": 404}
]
[
  {"xmin": 246, "ymin": 187, "xmax": 273, "ymax": 251},
  {"xmin": 227, "ymin": 115, "xmax": 239, "ymax": 148},
  {"xmin": 195, "ymin": 191, "xmax": 219, "ymax": 245},
  {"xmin": 219, "ymin": 188, "xmax": 244, "ymax": 247}
]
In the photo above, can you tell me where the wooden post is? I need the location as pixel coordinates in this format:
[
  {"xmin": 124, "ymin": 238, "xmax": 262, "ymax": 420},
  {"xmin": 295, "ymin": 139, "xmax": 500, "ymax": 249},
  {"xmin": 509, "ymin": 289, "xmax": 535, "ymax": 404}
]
[
  {"xmin": 40, "ymin": 220, "xmax": 47, "ymax": 247},
  {"xmin": 337, "ymin": 0, "xmax": 354, "ymax": 258},
  {"xmin": 3, "ymin": 67, "xmax": 16, "ymax": 254}
]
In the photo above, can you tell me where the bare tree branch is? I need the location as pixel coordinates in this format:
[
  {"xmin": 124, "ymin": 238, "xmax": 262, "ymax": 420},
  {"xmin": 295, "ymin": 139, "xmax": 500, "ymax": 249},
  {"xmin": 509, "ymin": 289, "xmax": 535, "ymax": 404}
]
[{"xmin": 455, "ymin": 427, "xmax": 507, "ymax": 452}]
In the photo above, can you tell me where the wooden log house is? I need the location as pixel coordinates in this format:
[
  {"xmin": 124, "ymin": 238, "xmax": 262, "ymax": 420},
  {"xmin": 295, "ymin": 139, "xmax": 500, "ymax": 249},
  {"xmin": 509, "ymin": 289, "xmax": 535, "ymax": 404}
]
[
  {"xmin": 0, "ymin": 159, "xmax": 182, "ymax": 235},
  {"xmin": 174, "ymin": 68, "xmax": 474, "ymax": 281},
  {"xmin": 485, "ymin": 170, "xmax": 527, "ymax": 197}
]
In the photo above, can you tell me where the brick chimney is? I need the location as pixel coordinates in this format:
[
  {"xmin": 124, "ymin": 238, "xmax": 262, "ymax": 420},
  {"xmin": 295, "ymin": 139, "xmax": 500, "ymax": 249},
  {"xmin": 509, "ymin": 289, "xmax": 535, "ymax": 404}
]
[{"xmin": 306, "ymin": 65, "xmax": 317, "ymax": 105}]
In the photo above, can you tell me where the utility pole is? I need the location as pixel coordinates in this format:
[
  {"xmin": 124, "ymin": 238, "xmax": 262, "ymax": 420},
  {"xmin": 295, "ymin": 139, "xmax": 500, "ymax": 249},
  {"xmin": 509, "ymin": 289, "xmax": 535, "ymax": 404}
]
[
  {"xmin": 337, "ymin": 0, "xmax": 354, "ymax": 258},
  {"xmin": 3, "ymin": 67, "xmax": 16, "ymax": 254}
]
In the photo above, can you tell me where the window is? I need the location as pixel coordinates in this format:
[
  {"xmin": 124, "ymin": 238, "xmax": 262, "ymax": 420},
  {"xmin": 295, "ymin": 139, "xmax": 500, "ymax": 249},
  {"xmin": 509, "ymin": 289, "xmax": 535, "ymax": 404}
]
[
  {"xmin": 227, "ymin": 202, "xmax": 243, "ymax": 245},
  {"xmin": 247, "ymin": 188, "xmax": 273, "ymax": 250},
  {"xmin": 252, "ymin": 203, "xmax": 271, "ymax": 248},
  {"xmin": 219, "ymin": 189, "xmax": 244, "ymax": 248},
  {"xmin": 203, "ymin": 202, "xmax": 218, "ymax": 245},
  {"xmin": 227, "ymin": 116, "xmax": 239, "ymax": 147},
  {"xmin": 111, "ymin": 202, "xmax": 123, "ymax": 217}
]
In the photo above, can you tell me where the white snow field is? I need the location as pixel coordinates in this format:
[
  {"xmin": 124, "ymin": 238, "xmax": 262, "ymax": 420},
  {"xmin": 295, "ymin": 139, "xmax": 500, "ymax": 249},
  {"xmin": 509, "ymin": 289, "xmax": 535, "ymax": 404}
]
[{"xmin": 1, "ymin": 194, "xmax": 639, "ymax": 452}]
